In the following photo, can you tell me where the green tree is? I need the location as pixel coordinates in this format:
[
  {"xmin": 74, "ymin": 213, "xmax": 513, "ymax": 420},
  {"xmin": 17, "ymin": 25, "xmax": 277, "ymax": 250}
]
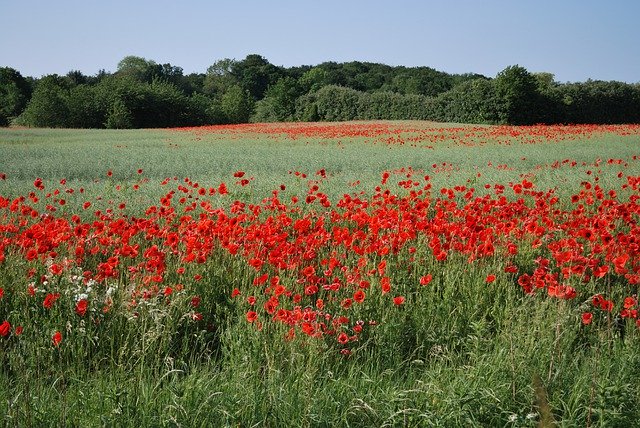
[
  {"xmin": 116, "ymin": 55, "xmax": 158, "ymax": 82},
  {"xmin": 299, "ymin": 67, "xmax": 332, "ymax": 93},
  {"xmin": 232, "ymin": 54, "xmax": 283, "ymax": 100},
  {"xmin": 221, "ymin": 85, "xmax": 253, "ymax": 123},
  {"xmin": 105, "ymin": 97, "xmax": 133, "ymax": 129},
  {"xmin": 203, "ymin": 58, "xmax": 238, "ymax": 97},
  {"xmin": 253, "ymin": 77, "xmax": 301, "ymax": 122},
  {"xmin": 494, "ymin": 65, "xmax": 544, "ymax": 125},
  {"xmin": 295, "ymin": 85, "xmax": 362, "ymax": 121},
  {"xmin": 0, "ymin": 67, "xmax": 32, "ymax": 125},
  {"xmin": 555, "ymin": 80, "xmax": 640, "ymax": 124},
  {"xmin": 17, "ymin": 75, "xmax": 70, "ymax": 127},
  {"xmin": 433, "ymin": 79, "xmax": 501, "ymax": 124},
  {"xmin": 67, "ymin": 84, "xmax": 105, "ymax": 128},
  {"xmin": 387, "ymin": 67, "xmax": 453, "ymax": 97}
]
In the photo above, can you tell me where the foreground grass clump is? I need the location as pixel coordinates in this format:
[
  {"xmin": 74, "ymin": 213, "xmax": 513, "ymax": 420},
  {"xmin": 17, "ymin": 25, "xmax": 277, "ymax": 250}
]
[{"xmin": 1, "ymin": 122, "xmax": 640, "ymax": 426}]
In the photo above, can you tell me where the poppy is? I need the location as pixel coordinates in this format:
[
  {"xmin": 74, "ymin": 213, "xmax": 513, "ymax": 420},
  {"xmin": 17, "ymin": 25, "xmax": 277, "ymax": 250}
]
[
  {"xmin": 419, "ymin": 274, "xmax": 432, "ymax": 286},
  {"xmin": 0, "ymin": 321, "xmax": 10, "ymax": 337},
  {"xmin": 246, "ymin": 311, "xmax": 258, "ymax": 323},
  {"xmin": 75, "ymin": 299, "xmax": 88, "ymax": 317},
  {"xmin": 337, "ymin": 332, "xmax": 349, "ymax": 344},
  {"xmin": 52, "ymin": 331, "xmax": 62, "ymax": 347},
  {"xmin": 43, "ymin": 293, "xmax": 61, "ymax": 309}
]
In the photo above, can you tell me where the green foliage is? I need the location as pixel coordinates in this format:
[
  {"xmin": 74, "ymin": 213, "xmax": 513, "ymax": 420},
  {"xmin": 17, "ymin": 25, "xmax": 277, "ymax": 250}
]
[
  {"xmin": 17, "ymin": 75, "xmax": 71, "ymax": 128},
  {"xmin": 251, "ymin": 77, "xmax": 301, "ymax": 122},
  {"xmin": 494, "ymin": 65, "xmax": 545, "ymax": 125},
  {"xmin": 105, "ymin": 98, "xmax": 133, "ymax": 129},
  {"xmin": 203, "ymin": 58, "xmax": 238, "ymax": 97},
  {"xmin": 0, "ymin": 67, "xmax": 32, "ymax": 123},
  {"xmin": 6, "ymin": 56, "xmax": 640, "ymax": 128},
  {"xmin": 297, "ymin": 85, "xmax": 362, "ymax": 121},
  {"xmin": 220, "ymin": 85, "xmax": 254, "ymax": 123},
  {"xmin": 386, "ymin": 66, "xmax": 453, "ymax": 96},
  {"xmin": 555, "ymin": 80, "xmax": 640, "ymax": 124},
  {"xmin": 433, "ymin": 78, "xmax": 501, "ymax": 124},
  {"xmin": 295, "ymin": 85, "xmax": 437, "ymax": 122},
  {"xmin": 67, "ymin": 85, "xmax": 105, "ymax": 128},
  {"xmin": 231, "ymin": 54, "xmax": 283, "ymax": 100},
  {"xmin": 299, "ymin": 67, "xmax": 332, "ymax": 93}
]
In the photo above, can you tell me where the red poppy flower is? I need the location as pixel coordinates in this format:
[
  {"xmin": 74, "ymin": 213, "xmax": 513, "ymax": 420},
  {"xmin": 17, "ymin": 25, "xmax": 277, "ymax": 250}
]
[
  {"xmin": 582, "ymin": 312, "xmax": 593, "ymax": 325},
  {"xmin": 52, "ymin": 331, "xmax": 62, "ymax": 347},
  {"xmin": 191, "ymin": 296, "xmax": 201, "ymax": 307},
  {"xmin": 393, "ymin": 296, "xmax": 405, "ymax": 306},
  {"xmin": 419, "ymin": 274, "xmax": 432, "ymax": 286},
  {"xmin": 43, "ymin": 293, "xmax": 61, "ymax": 309},
  {"xmin": 0, "ymin": 320, "xmax": 10, "ymax": 337},
  {"xmin": 49, "ymin": 264, "xmax": 63, "ymax": 275},
  {"xmin": 486, "ymin": 274, "xmax": 496, "ymax": 283},
  {"xmin": 246, "ymin": 311, "xmax": 258, "ymax": 323},
  {"xmin": 624, "ymin": 297, "xmax": 637, "ymax": 309},
  {"xmin": 337, "ymin": 332, "xmax": 349, "ymax": 344},
  {"xmin": 75, "ymin": 299, "xmax": 88, "ymax": 317},
  {"xmin": 381, "ymin": 277, "xmax": 391, "ymax": 294}
]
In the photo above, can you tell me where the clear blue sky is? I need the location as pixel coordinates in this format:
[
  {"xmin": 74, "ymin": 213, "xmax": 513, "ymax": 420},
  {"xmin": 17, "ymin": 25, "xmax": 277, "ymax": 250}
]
[{"xmin": 1, "ymin": 0, "xmax": 639, "ymax": 83}]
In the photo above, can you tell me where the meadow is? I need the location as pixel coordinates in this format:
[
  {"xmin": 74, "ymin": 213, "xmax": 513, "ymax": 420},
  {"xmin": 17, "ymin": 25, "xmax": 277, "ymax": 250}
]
[{"xmin": 1, "ymin": 121, "xmax": 640, "ymax": 427}]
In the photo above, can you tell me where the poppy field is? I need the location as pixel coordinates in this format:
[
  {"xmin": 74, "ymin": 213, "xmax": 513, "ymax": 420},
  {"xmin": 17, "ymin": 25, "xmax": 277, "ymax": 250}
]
[{"xmin": 1, "ymin": 122, "xmax": 640, "ymax": 426}]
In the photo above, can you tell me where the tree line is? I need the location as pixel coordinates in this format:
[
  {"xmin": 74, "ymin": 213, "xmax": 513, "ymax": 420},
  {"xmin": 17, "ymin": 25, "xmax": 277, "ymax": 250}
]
[{"xmin": 1, "ymin": 54, "xmax": 639, "ymax": 128}]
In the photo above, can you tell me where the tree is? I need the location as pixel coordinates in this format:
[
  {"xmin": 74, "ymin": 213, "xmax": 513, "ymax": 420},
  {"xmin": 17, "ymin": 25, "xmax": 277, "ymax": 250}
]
[
  {"xmin": 555, "ymin": 80, "xmax": 640, "ymax": 124},
  {"xmin": 494, "ymin": 65, "xmax": 544, "ymax": 125},
  {"xmin": 299, "ymin": 67, "xmax": 332, "ymax": 93},
  {"xmin": 433, "ymin": 79, "xmax": 501, "ymax": 123},
  {"xmin": 105, "ymin": 98, "xmax": 133, "ymax": 129},
  {"xmin": 0, "ymin": 67, "xmax": 32, "ymax": 124},
  {"xmin": 17, "ymin": 75, "xmax": 70, "ymax": 127},
  {"xmin": 67, "ymin": 84, "xmax": 105, "ymax": 128},
  {"xmin": 116, "ymin": 56, "xmax": 158, "ymax": 82},
  {"xmin": 203, "ymin": 58, "xmax": 238, "ymax": 96},
  {"xmin": 387, "ymin": 67, "xmax": 453, "ymax": 97},
  {"xmin": 296, "ymin": 85, "xmax": 362, "ymax": 121},
  {"xmin": 221, "ymin": 85, "xmax": 253, "ymax": 123},
  {"xmin": 66, "ymin": 70, "xmax": 89, "ymax": 86},
  {"xmin": 232, "ymin": 54, "xmax": 283, "ymax": 100},
  {"xmin": 254, "ymin": 77, "xmax": 301, "ymax": 122}
]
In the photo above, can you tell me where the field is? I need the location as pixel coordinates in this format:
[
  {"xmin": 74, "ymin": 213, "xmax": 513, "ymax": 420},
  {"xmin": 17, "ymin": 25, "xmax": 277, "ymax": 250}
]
[{"xmin": 1, "ymin": 121, "xmax": 640, "ymax": 427}]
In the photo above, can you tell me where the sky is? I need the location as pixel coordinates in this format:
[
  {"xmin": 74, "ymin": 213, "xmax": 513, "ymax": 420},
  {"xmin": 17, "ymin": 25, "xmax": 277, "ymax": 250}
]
[{"xmin": 1, "ymin": 0, "xmax": 639, "ymax": 83}]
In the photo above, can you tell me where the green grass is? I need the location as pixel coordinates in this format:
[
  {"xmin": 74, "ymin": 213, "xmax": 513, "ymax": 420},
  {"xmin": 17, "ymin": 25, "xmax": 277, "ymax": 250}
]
[
  {"xmin": 1, "ymin": 122, "xmax": 639, "ymax": 426},
  {"xmin": 2, "ymin": 124, "xmax": 638, "ymax": 203}
]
